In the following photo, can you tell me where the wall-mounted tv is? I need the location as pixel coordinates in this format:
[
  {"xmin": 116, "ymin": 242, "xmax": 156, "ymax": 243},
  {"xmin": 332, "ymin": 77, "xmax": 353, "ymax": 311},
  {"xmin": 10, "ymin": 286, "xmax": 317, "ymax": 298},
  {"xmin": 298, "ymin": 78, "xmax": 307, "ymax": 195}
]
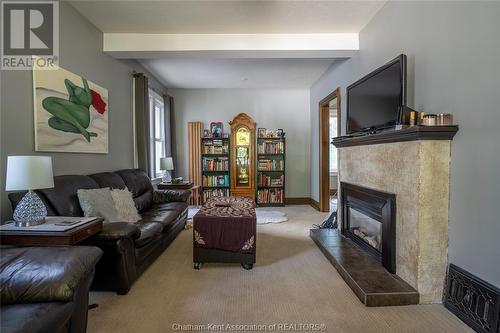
[{"xmin": 346, "ymin": 54, "xmax": 407, "ymax": 134}]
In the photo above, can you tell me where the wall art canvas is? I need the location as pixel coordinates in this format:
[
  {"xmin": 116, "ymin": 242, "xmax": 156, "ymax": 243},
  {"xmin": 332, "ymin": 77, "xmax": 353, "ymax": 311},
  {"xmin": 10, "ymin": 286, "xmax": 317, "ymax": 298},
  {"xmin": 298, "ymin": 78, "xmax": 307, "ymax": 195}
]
[{"xmin": 33, "ymin": 63, "xmax": 109, "ymax": 153}]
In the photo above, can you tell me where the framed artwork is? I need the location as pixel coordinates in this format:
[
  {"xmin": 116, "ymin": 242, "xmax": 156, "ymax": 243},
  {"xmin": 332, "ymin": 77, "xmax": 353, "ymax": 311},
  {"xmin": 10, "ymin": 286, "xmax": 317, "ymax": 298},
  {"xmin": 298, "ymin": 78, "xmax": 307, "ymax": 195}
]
[
  {"xmin": 33, "ymin": 63, "xmax": 109, "ymax": 153},
  {"xmin": 276, "ymin": 129, "xmax": 284, "ymax": 138},
  {"xmin": 258, "ymin": 128, "xmax": 266, "ymax": 138},
  {"xmin": 210, "ymin": 122, "xmax": 223, "ymax": 138},
  {"xmin": 203, "ymin": 129, "xmax": 211, "ymax": 138}
]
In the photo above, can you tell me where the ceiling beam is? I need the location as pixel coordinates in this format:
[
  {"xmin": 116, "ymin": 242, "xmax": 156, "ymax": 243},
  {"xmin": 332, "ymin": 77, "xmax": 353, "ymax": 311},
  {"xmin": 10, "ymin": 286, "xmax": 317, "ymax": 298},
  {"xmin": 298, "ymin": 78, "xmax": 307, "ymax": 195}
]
[{"xmin": 103, "ymin": 33, "xmax": 359, "ymax": 59}]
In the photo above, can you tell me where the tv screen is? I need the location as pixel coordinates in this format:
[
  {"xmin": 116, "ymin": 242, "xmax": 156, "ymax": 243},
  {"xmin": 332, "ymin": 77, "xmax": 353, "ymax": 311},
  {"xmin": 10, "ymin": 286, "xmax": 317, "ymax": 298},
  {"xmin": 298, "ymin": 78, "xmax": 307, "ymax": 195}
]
[{"xmin": 346, "ymin": 54, "xmax": 406, "ymax": 134}]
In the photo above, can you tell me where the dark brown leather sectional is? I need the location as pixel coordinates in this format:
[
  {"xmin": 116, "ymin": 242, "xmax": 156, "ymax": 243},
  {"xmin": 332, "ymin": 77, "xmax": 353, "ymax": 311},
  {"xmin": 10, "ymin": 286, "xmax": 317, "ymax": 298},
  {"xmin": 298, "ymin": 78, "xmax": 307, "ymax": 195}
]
[
  {"xmin": 0, "ymin": 246, "xmax": 102, "ymax": 333},
  {"xmin": 8, "ymin": 169, "xmax": 190, "ymax": 295}
]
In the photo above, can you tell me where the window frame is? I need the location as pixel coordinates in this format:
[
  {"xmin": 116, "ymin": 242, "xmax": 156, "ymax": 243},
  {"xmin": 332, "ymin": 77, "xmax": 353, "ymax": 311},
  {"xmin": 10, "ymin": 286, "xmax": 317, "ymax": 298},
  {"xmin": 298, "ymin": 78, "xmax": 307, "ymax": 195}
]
[
  {"xmin": 149, "ymin": 89, "xmax": 166, "ymax": 179},
  {"xmin": 329, "ymin": 113, "xmax": 338, "ymax": 173}
]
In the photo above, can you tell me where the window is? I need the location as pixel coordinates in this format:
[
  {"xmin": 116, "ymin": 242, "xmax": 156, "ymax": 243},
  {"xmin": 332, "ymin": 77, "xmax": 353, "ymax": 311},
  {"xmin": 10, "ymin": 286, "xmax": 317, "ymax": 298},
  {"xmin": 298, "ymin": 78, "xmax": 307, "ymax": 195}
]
[
  {"xmin": 149, "ymin": 90, "xmax": 165, "ymax": 178},
  {"xmin": 329, "ymin": 113, "xmax": 338, "ymax": 173}
]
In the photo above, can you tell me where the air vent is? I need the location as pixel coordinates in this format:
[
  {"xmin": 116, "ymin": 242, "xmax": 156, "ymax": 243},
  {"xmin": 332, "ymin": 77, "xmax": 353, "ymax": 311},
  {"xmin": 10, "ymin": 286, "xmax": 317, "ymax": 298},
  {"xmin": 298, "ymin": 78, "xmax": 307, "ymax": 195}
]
[{"xmin": 444, "ymin": 264, "xmax": 500, "ymax": 333}]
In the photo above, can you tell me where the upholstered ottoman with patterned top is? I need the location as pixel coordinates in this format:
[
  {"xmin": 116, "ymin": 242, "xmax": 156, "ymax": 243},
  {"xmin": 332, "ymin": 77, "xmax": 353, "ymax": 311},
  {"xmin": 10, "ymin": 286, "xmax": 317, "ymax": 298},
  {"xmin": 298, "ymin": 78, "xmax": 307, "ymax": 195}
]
[{"xmin": 193, "ymin": 196, "xmax": 256, "ymax": 270}]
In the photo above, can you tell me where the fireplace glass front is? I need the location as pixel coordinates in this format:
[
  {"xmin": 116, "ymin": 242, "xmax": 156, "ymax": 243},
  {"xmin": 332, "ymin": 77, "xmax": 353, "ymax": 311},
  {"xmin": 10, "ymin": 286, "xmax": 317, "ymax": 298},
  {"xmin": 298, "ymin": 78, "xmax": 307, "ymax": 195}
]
[
  {"xmin": 348, "ymin": 207, "xmax": 382, "ymax": 252},
  {"xmin": 341, "ymin": 182, "xmax": 396, "ymax": 273}
]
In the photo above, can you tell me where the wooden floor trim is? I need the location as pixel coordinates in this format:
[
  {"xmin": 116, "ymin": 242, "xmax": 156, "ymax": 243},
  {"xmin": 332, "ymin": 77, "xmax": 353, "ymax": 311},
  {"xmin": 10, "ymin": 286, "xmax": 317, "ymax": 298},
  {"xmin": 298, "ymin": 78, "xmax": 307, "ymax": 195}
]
[{"xmin": 281, "ymin": 197, "xmax": 321, "ymax": 211}]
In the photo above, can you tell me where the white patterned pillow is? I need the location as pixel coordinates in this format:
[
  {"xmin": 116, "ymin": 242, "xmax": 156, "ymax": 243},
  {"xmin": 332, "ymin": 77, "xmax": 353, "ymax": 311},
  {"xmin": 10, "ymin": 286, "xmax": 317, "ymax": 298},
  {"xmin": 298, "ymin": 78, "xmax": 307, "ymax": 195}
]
[
  {"xmin": 77, "ymin": 188, "xmax": 119, "ymax": 222},
  {"xmin": 111, "ymin": 189, "xmax": 141, "ymax": 223}
]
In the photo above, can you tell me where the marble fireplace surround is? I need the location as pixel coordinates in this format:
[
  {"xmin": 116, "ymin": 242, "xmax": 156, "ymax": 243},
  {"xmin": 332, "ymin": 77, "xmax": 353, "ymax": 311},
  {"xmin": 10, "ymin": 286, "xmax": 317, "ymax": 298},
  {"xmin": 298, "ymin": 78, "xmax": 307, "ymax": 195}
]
[{"xmin": 338, "ymin": 140, "xmax": 452, "ymax": 304}]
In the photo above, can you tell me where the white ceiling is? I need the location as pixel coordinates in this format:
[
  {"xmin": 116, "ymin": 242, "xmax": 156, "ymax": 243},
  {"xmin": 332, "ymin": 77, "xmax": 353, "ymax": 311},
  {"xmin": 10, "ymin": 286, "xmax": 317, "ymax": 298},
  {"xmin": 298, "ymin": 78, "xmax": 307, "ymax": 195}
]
[
  {"xmin": 69, "ymin": 1, "xmax": 385, "ymax": 34},
  {"xmin": 141, "ymin": 58, "xmax": 336, "ymax": 88},
  {"xmin": 69, "ymin": 1, "xmax": 385, "ymax": 89}
]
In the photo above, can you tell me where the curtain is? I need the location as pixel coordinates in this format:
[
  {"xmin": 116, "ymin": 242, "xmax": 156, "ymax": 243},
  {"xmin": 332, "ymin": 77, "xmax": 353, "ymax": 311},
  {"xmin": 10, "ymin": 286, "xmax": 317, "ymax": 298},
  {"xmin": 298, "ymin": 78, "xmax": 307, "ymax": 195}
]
[
  {"xmin": 163, "ymin": 94, "xmax": 176, "ymax": 177},
  {"xmin": 133, "ymin": 73, "xmax": 151, "ymax": 176},
  {"xmin": 188, "ymin": 122, "xmax": 203, "ymax": 187}
]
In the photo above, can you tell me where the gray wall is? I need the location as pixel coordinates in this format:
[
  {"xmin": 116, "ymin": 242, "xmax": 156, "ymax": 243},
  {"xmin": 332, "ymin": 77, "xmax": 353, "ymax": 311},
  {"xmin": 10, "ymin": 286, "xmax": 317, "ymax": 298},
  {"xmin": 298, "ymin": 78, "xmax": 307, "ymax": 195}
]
[
  {"xmin": 310, "ymin": 1, "xmax": 500, "ymax": 286},
  {"xmin": 170, "ymin": 88, "xmax": 311, "ymax": 198},
  {"xmin": 0, "ymin": 2, "xmax": 167, "ymax": 220}
]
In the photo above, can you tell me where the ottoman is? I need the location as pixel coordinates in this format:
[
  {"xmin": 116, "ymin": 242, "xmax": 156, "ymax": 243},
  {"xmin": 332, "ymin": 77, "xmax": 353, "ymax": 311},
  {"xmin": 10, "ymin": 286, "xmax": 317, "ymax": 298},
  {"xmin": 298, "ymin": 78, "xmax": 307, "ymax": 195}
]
[{"xmin": 193, "ymin": 196, "xmax": 256, "ymax": 270}]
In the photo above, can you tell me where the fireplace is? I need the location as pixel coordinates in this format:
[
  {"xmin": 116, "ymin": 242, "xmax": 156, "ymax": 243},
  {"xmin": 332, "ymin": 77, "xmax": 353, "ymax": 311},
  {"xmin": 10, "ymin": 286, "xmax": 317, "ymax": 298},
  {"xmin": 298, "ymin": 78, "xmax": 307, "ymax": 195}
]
[{"xmin": 340, "ymin": 182, "xmax": 396, "ymax": 273}]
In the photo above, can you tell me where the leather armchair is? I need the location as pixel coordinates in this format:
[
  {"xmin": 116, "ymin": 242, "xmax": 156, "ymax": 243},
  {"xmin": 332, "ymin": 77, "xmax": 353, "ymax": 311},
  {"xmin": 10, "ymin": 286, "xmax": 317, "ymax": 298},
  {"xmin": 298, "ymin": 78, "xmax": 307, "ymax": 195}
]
[{"xmin": 0, "ymin": 246, "xmax": 102, "ymax": 333}]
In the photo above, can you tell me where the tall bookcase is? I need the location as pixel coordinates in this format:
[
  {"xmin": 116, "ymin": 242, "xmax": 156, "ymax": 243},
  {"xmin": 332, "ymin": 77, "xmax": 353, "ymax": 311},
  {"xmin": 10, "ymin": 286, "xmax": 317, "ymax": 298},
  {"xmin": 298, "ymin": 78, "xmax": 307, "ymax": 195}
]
[
  {"xmin": 256, "ymin": 137, "xmax": 286, "ymax": 206},
  {"xmin": 201, "ymin": 137, "xmax": 230, "ymax": 203}
]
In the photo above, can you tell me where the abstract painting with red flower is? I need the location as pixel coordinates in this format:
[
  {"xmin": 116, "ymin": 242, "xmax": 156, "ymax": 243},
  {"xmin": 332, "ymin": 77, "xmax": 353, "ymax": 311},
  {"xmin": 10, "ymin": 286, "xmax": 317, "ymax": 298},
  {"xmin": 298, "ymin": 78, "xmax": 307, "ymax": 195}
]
[{"xmin": 33, "ymin": 63, "xmax": 109, "ymax": 153}]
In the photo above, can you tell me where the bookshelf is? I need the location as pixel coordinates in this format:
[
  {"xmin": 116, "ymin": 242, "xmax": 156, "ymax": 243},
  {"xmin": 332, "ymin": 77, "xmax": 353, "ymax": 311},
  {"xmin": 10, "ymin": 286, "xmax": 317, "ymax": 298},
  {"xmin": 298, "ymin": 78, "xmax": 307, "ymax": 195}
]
[
  {"xmin": 201, "ymin": 137, "xmax": 230, "ymax": 202},
  {"xmin": 256, "ymin": 137, "xmax": 286, "ymax": 206}
]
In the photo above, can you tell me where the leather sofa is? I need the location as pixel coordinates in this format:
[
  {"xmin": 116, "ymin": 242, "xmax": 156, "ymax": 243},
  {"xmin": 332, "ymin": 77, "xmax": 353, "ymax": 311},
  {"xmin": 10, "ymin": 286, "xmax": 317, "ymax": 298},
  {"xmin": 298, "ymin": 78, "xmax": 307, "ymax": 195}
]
[
  {"xmin": 9, "ymin": 169, "xmax": 190, "ymax": 295},
  {"xmin": 0, "ymin": 246, "xmax": 102, "ymax": 333}
]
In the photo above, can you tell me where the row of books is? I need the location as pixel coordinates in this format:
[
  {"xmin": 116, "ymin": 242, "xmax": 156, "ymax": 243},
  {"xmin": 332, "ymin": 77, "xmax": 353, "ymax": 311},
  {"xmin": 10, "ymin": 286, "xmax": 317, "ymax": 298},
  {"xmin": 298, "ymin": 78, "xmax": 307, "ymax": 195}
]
[
  {"xmin": 202, "ymin": 174, "xmax": 230, "ymax": 187},
  {"xmin": 257, "ymin": 173, "xmax": 284, "ymax": 187},
  {"xmin": 202, "ymin": 188, "xmax": 230, "ymax": 201},
  {"xmin": 203, "ymin": 140, "xmax": 229, "ymax": 154},
  {"xmin": 257, "ymin": 188, "xmax": 284, "ymax": 204},
  {"xmin": 257, "ymin": 141, "xmax": 285, "ymax": 154},
  {"xmin": 258, "ymin": 159, "xmax": 284, "ymax": 171},
  {"xmin": 202, "ymin": 157, "xmax": 229, "ymax": 171}
]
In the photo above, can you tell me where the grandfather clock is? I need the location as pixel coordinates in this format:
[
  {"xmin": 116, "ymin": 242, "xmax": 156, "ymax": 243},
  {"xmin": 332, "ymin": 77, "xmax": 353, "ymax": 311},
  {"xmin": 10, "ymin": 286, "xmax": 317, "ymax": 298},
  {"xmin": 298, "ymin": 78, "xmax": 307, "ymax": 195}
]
[{"xmin": 229, "ymin": 113, "xmax": 256, "ymax": 200}]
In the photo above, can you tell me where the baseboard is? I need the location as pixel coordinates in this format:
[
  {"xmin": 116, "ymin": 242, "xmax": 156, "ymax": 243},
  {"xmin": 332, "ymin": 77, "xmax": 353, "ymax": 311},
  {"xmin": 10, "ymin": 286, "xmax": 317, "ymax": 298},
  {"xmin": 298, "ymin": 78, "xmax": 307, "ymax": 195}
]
[
  {"xmin": 282, "ymin": 197, "xmax": 321, "ymax": 211},
  {"xmin": 284, "ymin": 197, "xmax": 311, "ymax": 205},
  {"xmin": 310, "ymin": 198, "xmax": 320, "ymax": 211},
  {"xmin": 444, "ymin": 264, "xmax": 500, "ymax": 333}
]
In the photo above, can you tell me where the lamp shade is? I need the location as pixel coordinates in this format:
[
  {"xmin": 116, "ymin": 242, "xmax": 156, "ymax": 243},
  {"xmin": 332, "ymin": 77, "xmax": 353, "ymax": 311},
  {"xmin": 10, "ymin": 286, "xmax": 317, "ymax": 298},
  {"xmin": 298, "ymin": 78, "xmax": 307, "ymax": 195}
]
[
  {"xmin": 5, "ymin": 156, "xmax": 54, "ymax": 191},
  {"xmin": 160, "ymin": 157, "xmax": 174, "ymax": 171}
]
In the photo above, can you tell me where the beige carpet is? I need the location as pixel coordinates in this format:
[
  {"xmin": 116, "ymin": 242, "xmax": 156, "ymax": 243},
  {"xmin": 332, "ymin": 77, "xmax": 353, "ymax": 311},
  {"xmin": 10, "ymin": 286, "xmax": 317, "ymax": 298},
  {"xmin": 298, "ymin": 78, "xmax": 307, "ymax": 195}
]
[{"xmin": 88, "ymin": 205, "xmax": 471, "ymax": 333}]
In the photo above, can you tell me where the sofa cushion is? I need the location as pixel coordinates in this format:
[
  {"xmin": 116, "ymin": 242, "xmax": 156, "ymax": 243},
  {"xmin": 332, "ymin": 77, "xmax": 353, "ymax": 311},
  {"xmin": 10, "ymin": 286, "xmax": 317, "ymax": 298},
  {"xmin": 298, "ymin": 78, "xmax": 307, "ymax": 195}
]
[
  {"xmin": 153, "ymin": 189, "xmax": 191, "ymax": 204},
  {"xmin": 116, "ymin": 169, "xmax": 153, "ymax": 213},
  {"xmin": 153, "ymin": 202, "xmax": 188, "ymax": 215},
  {"xmin": 90, "ymin": 222, "xmax": 140, "ymax": 242},
  {"xmin": 89, "ymin": 172, "xmax": 127, "ymax": 189},
  {"xmin": 110, "ymin": 189, "xmax": 141, "ymax": 223},
  {"xmin": 0, "ymin": 246, "xmax": 102, "ymax": 304},
  {"xmin": 77, "ymin": 188, "xmax": 119, "ymax": 222},
  {"xmin": 141, "ymin": 208, "xmax": 179, "ymax": 229},
  {"xmin": 1, "ymin": 302, "xmax": 73, "ymax": 333},
  {"xmin": 38, "ymin": 175, "xmax": 99, "ymax": 216},
  {"xmin": 134, "ymin": 222, "xmax": 162, "ymax": 248}
]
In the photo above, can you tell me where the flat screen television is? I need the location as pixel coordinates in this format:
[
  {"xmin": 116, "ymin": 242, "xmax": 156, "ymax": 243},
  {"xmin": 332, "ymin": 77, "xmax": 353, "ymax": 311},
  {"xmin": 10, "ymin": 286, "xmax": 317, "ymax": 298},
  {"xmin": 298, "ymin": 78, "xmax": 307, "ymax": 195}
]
[{"xmin": 346, "ymin": 54, "xmax": 407, "ymax": 134}]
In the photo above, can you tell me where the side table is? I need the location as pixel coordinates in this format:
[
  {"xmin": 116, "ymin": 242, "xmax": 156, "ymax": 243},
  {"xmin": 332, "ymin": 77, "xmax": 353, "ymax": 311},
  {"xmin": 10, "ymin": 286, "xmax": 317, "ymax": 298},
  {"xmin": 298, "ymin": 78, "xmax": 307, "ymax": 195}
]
[{"xmin": 0, "ymin": 218, "xmax": 103, "ymax": 246}]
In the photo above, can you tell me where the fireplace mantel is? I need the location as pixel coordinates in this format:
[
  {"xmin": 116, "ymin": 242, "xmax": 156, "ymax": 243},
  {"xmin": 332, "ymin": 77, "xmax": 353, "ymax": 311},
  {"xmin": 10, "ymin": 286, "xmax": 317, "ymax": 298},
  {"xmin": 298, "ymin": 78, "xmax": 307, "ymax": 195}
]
[{"xmin": 331, "ymin": 125, "xmax": 458, "ymax": 148}]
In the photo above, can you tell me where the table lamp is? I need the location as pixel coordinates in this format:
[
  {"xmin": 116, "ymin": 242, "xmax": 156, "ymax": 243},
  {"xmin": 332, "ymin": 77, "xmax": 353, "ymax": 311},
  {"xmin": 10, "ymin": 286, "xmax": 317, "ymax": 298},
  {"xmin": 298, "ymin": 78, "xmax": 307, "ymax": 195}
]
[
  {"xmin": 160, "ymin": 157, "xmax": 174, "ymax": 183},
  {"xmin": 5, "ymin": 156, "xmax": 54, "ymax": 227}
]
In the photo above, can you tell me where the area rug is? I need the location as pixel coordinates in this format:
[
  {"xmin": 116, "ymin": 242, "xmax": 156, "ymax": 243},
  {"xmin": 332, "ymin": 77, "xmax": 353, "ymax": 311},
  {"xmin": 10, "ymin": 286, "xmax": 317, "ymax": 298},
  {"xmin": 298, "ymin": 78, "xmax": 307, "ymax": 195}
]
[
  {"xmin": 255, "ymin": 208, "xmax": 288, "ymax": 224},
  {"xmin": 187, "ymin": 206, "xmax": 288, "ymax": 224}
]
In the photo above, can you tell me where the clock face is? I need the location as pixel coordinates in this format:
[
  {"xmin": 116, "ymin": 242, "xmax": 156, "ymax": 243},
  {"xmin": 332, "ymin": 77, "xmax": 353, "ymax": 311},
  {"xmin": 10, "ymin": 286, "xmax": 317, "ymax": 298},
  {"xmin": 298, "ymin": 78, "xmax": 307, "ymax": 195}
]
[{"xmin": 236, "ymin": 127, "xmax": 250, "ymax": 146}]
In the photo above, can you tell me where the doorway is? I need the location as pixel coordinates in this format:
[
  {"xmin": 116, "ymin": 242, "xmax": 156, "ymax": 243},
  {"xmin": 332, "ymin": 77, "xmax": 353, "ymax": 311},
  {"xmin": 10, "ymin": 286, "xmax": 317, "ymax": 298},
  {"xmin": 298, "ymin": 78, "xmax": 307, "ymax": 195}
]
[{"xmin": 319, "ymin": 88, "xmax": 341, "ymax": 212}]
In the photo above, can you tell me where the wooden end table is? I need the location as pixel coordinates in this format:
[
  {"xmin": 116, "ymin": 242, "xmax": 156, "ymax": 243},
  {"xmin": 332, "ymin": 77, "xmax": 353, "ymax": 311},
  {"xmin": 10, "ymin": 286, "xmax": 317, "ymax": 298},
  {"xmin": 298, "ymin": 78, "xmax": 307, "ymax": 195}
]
[{"xmin": 0, "ymin": 218, "xmax": 103, "ymax": 246}]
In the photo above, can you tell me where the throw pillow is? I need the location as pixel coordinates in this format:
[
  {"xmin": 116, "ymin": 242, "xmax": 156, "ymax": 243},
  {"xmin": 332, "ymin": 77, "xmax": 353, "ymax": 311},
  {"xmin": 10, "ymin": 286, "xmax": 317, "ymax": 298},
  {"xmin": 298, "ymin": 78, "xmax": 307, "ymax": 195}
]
[
  {"xmin": 77, "ymin": 188, "xmax": 119, "ymax": 222},
  {"xmin": 111, "ymin": 188, "xmax": 141, "ymax": 223}
]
